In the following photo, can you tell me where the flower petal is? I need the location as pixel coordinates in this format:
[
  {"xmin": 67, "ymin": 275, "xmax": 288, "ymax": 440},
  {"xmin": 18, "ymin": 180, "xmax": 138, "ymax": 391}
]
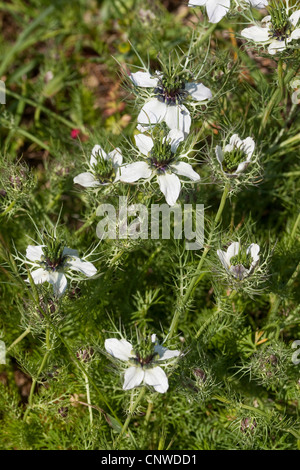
[
  {"xmin": 137, "ymin": 99, "xmax": 167, "ymax": 126},
  {"xmin": 206, "ymin": 0, "xmax": 230, "ymax": 23},
  {"xmin": 62, "ymin": 247, "xmax": 79, "ymax": 257},
  {"xmin": 157, "ymin": 173, "xmax": 181, "ymax": 206},
  {"xmin": 291, "ymin": 28, "xmax": 300, "ymax": 40},
  {"xmin": 235, "ymin": 160, "xmax": 250, "ymax": 174},
  {"xmin": 248, "ymin": 0, "xmax": 268, "ymax": 8},
  {"xmin": 217, "ymin": 249, "xmax": 229, "ymax": 270},
  {"xmin": 74, "ymin": 172, "xmax": 99, "ymax": 188},
  {"xmin": 91, "ymin": 145, "xmax": 107, "ymax": 161},
  {"xmin": 120, "ymin": 162, "xmax": 152, "ymax": 183},
  {"xmin": 144, "ymin": 366, "xmax": 169, "ymax": 393},
  {"xmin": 48, "ymin": 272, "xmax": 68, "ymax": 296},
  {"xmin": 130, "ymin": 71, "xmax": 158, "ymax": 88},
  {"xmin": 268, "ymin": 40, "xmax": 288, "ymax": 55},
  {"xmin": 166, "ymin": 129, "xmax": 185, "ymax": 153},
  {"xmin": 171, "ymin": 161, "xmax": 200, "ymax": 181},
  {"xmin": 290, "ymin": 10, "xmax": 300, "ymax": 28},
  {"xmin": 155, "ymin": 344, "xmax": 181, "ymax": 361},
  {"xmin": 30, "ymin": 268, "xmax": 50, "ymax": 285},
  {"xmin": 66, "ymin": 256, "xmax": 97, "ymax": 277},
  {"xmin": 165, "ymin": 104, "xmax": 191, "ymax": 134},
  {"xmin": 26, "ymin": 245, "xmax": 45, "ymax": 262},
  {"xmin": 105, "ymin": 338, "xmax": 134, "ymax": 361},
  {"xmin": 247, "ymin": 243, "xmax": 260, "ymax": 263},
  {"xmin": 226, "ymin": 242, "xmax": 240, "ymax": 263},
  {"xmin": 134, "ymin": 134, "xmax": 154, "ymax": 156},
  {"xmin": 123, "ymin": 366, "xmax": 144, "ymax": 390},
  {"xmin": 185, "ymin": 82, "xmax": 212, "ymax": 102},
  {"xmin": 109, "ymin": 148, "xmax": 123, "ymax": 167},
  {"xmin": 241, "ymin": 137, "xmax": 255, "ymax": 159},
  {"xmin": 188, "ymin": 0, "xmax": 206, "ymax": 5},
  {"xmin": 215, "ymin": 145, "xmax": 224, "ymax": 166},
  {"xmin": 241, "ymin": 25, "xmax": 270, "ymax": 42}
]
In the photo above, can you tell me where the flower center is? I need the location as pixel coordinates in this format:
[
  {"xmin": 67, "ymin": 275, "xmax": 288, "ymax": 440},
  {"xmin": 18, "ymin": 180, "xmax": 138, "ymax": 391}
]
[
  {"xmin": 230, "ymin": 249, "xmax": 252, "ymax": 270},
  {"xmin": 147, "ymin": 140, "xmax": 174, "ymax": 174},
  {"xmin": 223, "ymin": 147, "xmax": 246, "ymax": 173},
  {"xmin": 40, "ymin": 240, "xmax": 67, "ymax": 272},
  {"xmin": 92, "ymin": 155, "xmax": 115, "ymax": 184},
  {"xmin": 154, "ymin": 75, "xmax": 187, "ymax": 105},
  {"xmin": 268, "ymin": 6, "xmax": 292, "ymax": 41},
  {"xmin": 130, "ymin": 337, "xmax": 159, "ymax": 369}
]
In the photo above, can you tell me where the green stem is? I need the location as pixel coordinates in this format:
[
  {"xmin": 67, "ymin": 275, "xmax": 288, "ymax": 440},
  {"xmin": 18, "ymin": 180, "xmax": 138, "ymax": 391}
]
[
  {"xmin": 168, "ymin": 182, "xmax": 230, "ymax": 338},
  {"xmin": 113, "ymin": 387, "xmax": 146, "ymax": 448},
  {"xmin": 6, "ymin": 328, "xmax": 31, "ymax": 353}
]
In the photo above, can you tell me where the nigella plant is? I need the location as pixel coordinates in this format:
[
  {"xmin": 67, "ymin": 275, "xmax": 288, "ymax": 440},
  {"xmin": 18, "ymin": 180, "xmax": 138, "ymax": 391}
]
[
  {"xmin": 215, "ymin": 134, "xmax": 255, "ymax": 177},
  {"xmin": 217, "ymin": 242, "xmax": 260, "ymax": 281},
  {"xmin": 129, "ymin": 63, "xmax": 212, "ymax": 135},
  {"xmin": 74, "ymin": 145, "xmax": 123, "ymax": 188},
  {"xmin": 241, "ymin": 2, "xmax": 300, "ymax": 55},
  {"xmin": 188, "ymin": 0, "xmax": 268, "ymax": 24},
  {"xmin": 119, "ymin": 127, "xmax": 200, "ymax": 206},
  {"xmin": 20, "ymin": 234, "xmax": 97, "ymax": 296},
  {"xmin": 105, "ymin": 334, "xmax": 180, "ymax": 393}
]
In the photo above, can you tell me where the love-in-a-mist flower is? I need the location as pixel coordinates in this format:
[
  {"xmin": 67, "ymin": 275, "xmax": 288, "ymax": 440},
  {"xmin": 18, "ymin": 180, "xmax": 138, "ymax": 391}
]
[
  {"xmin": 130, "ymin": 69, "xmax": 212, "ymax": 134},
  {"xmin": 105, "ymin": 334, "xmax": 180, "ymax": 393},
  {"xmin": 74, "ymin": 145, "xmax": 123, "ymax": 187},
  {"xmin": 189, "ymin": 1, "xmax": 268, "ymax": 23},
  {"xmin": 215, "ymin": 134, "xmax": 255, "ymax": 177},
  {"xmin": 119, "ymin": 129, "xmax": 200, "ymax": 206},
  {"xmin": 217, "ymin": 242, "xmax": 260, "ymax": 280},
  {"xmin": 241, "ymin": 5, "xmax": 300, "ymax": 55},
  {"xmin": 25, "ymin": 238, "xmax": 97, "ymax": 296}
]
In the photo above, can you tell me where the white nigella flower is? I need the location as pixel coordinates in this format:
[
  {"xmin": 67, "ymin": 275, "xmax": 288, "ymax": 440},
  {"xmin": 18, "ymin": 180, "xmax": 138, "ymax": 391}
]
[
  {"xmin": 119, "ymin": 129, "xmax": 200, "ymax": 206},
  {"xmin": 241, "ymin": 7, "xmax": 300, "ymax": 55},
  {"xmin": 215, "ymin": 134, "xmax": 255, "ymax": 177},
  {"xmin": 25, "ymin": 241, "xmax": 97, "ymax": 296},
  {"xmin": 130, "ymin": 70, "xmax": 212, "ymax": 134},
  {"xmin": 105, "ymin": 334, "xmax": 180, "ymax": 393},
  {"xmin": 74, "ymin": 145, "xmax": 123, "ymax": 187},
  {"xmin": 217, "ymin": 242, "xmax": 260, "ymax": 280},
  {"xmin": 188, "ymin": 1, "xmax": 268, "ymax": 24},
  {"xmin": 0, "ymin": 341, "xmax": 6, "ymax": 365}
]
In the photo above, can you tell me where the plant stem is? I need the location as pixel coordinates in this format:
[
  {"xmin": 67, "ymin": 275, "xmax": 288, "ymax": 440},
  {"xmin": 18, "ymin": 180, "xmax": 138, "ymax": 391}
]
[
  {"xmin": 168, "ymin": 182, "xmax": 231, "ymax": 338},
  {"xmin": 113, "ymin": 387, "xmax": 146, "ymax": 448},
  {"xmin": 84, "ymin": 372, "xmax": 93, "ymax": 427},
  {"xmin": 6, "ymin": 328, "xmax": 31, "ymax": 353}
]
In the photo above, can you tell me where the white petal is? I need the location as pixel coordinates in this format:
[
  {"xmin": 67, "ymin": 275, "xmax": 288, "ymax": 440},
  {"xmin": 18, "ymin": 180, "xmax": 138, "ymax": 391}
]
[
  {"xmin": 120, "ymin": 161, "xmax": 152, "ymax": 183},
  {"xmin": 217, "ymin": 249, "xmax": 230, "ymax": 270},
  {"xmin": 137, "ymin": 99, "xmax": 167, "ymax": 126},
  {"xmin": 26, "ymin": 245, "xmax": 45, "ymax": 262},
  {"xmin": 226, "ymin": 242, "xmax": 240, "ymax": 263},
  {"xmin": 130, "ymin": 71, "xmax": 158, "ymax": 88},
  {"xmin": 67, "ymin": 256, "xmax": 97, "ymax": 277},
  {"xmin": 247, "ymin": 243, "xmax": 260, "ymax": 263},
  {"xmin": 291, "ymin": 28, "xmax": 300, "ymax": 40},
  {"xmin": 229, "ymin": 134, "xmax": 243, "ymax": 149},
  {"xmin": 105, "ymin": 338, "xmax": 134, "ymax": 361},
  {"xmin": 49, "ymin": 272, "xmax": 68, "ymax": 296},
  {"xmin": 248, "ymin": 0, "xmax": 268, "ymax": 8},
  {"xmin": 206, "ymin": 0, "xmax": 230, "ymax": 23},
  {"xmin": 188, "ymin": 0, "xmax": 206, "ymax": 5},
  {"xmin": 91, "ymin": 145, "xmax": 107, "ymax": 160},
  {"xmin": 165, "ymin": 104, "xmax": 191, "ymax": 134},
  {"xmin": 62, "ymin": 247, "xmax": 79, "ymax": 257},
  {"xmin": 290, "ymin": 11, "xmax": 300, "ymax": 28},
  {"xmin": 215, "ymin": 146, "xmax": 224, "ymax": 166},
  {"xmin": 241, "ymin": 137, "xmax": 255, "ymax": 159},
  {"xmin": 134, "ymin": 134, "xmax": 154, "ymax": 156},
  {"xmin": 235, "ymin": 160, "xmax": 250, "ymax": 174},
  {"xmin": 268, "ymin": 40, "xmax": 287, "ymax": 55},
  {"xmin": 241, "ymin": 25, "xmax": 270, "ymax": 42},
  {"xmin": 109, "ymin": 148, "xmax": 123, "ymax": 167},
  {"xmin": 123, "ymin": 366, "xmax": 144, "ymax": 390},
  {"xmin": 30, "ymin": 268, "xmax": 50, "ymax": 284},
  {"xmin": 157, "ymin": 173, "xmax": 181, "ymax": 206},
  {"xmin": 74, "ymin": 172, "xmax": 99, "ymax": 188},
  {"xmin": 144, "ymin": 366, "xmax": 169, "ymax": 393},
  {"xmin": 0, "ymin": 340, "xmax": 6, "ymax": 365},
  {"xmin": 171, "ymin": 161, "xmax": 200, "ymax": 181},
  {"xmin": 166, "ymin": 129, "xmax": 185, "ymax": 153},
  {"xmin": 155, "ymin": 345, "xmax": 181, "ymax": 361},
  {"xmin": 185, "ymin": 82, "xmax": 212, "ymax": 102}
]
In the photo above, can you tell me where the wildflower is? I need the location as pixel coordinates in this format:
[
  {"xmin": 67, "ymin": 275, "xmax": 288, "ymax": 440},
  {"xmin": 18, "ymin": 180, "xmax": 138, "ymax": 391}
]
[
  {"xmin": 241, "ymin": 5, "xmax": 300, "ymax": 55},
  {"xmin": 188, "ymin": 1, "xmax": 268, "ymax": 24},
  {"xmin": 71, "ymin": 129, "xmax": 80, "ymax": 139},
  {"xmin": 119, "ymin": 129, "xmax": 200, "ymax": 206},
  {"xmin": 215, "ymin": 134, "xmax": 255, "ymax": 177},
  {"xmin": 105, "ymin": 334, "xmax": 180, "ymax": 393},
  {"xmin": 0, "ymin": 340, "xmax": 6, "ymax": 365},
  {"xmin": 74, "ymin": 145, "xmax": 123, "ymax": 187},
  {"xmin": 25, "ymin": 240, "xmax": 97, "ymax": 296},
  {"xmin": 217, "ymin": 242, "xmax": 260, "ymax": 280},
  {"xmin": 130, "ymin": 70, "xmax": 212, "ymax": 134}
]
